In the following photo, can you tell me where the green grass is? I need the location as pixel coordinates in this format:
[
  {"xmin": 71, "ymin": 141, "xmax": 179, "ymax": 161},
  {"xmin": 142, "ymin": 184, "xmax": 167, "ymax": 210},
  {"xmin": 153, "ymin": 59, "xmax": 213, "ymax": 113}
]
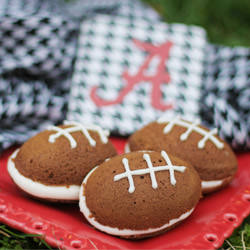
[
  {"xmin": 0, "ymin": 0, "xmax": 249, "ymax": 249},
  {"xmin": 221, "ymin": 216, "xmax": 250, "ymax": 249},
  {"xmin": 143, "ymin": 0, "xmax": 250, "ymax": 47},
  {"xmin": 0, "ymin": 225, "xmax": 52, "ymax": 249},
  {"xmin": 1, "ymin": 216, "xmax": 250, "ymax": 249}
]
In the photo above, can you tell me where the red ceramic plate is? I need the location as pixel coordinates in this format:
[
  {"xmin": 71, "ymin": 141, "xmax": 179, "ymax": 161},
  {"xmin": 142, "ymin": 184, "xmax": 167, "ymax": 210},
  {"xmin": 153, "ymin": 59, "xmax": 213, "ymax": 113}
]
[{"xmin": 0, "ymin": 137, "xmax": 249, "ymax": 250}]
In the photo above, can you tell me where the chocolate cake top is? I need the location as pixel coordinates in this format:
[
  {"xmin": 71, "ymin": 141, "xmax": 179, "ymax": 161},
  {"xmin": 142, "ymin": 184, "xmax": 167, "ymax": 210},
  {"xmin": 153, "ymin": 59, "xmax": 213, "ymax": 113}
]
[
  {"xmin": 128, "ymin": 117, "xmax": 238, "ymax": 181},
  {"xmin": 14, "ymin": 122, "xmax": 117, "ymax": 186}
]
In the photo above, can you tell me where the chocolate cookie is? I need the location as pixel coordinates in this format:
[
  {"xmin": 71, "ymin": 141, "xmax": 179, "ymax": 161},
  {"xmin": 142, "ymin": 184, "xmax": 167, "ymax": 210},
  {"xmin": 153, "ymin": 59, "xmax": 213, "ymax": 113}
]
[
  {"xmin": 79, "ymin": 151, "xmax": 201, "ymax": 239},
  {"xmin": 127, "ymin": 117, "xmax": 238, "ymax": 194},
  {"xmin": 8, "ymin": 121, "xmax": 117, "ymax": 202}
]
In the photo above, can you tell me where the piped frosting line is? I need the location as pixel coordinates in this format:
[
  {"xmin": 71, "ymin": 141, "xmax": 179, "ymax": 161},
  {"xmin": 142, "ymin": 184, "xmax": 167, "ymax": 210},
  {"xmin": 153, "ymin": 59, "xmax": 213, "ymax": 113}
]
[
  {"xmin": 48, "ymin": 121, "xmax": 110, "ymax": 149},
  {"xmin": 114, "ymin": 151, "xmax": 186, "ymax": 193},
  {"xmin": 157, "ymin": 116, "xmax": 224, "ymax": 149},
  {"xmin": 64, "ymin": 121, "xmax": 109, "ymax": 144},
  {"xmin": 79, "ymin": 166, "xmax": 195, "ymax": 236},
  {"xmin": 8, "ymin": 149, "xmax": 80, "ymax": 200}
]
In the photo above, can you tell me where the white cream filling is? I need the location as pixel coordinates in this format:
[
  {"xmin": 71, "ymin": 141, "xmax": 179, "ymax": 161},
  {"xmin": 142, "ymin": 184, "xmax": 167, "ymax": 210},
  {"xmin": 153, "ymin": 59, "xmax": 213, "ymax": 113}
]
[
  {"xmin": 79, "ymin": 166, "xmax": 195, "ymax": 236},
  {"xmin": 124, "ymin": 143, "xmax": 130, "ymax": 153},
  {"xmin": 8, "ymin": 149, "xmax": 80, "ymax": 200},
  {"xmin": 124, "ymin": 143, "xmax": 152, "ymax": 154},
  {"xmin": 201, "ymin": 179, "xmax": 224, "ymax": 189}
]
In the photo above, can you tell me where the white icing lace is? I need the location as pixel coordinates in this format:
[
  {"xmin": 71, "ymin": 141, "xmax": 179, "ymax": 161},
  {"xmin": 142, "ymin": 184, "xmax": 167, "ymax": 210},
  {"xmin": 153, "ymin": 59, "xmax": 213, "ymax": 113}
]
[
  {"xmin": 114, "ymin": 151, "xmax": 186, "ymax": 193},
  {"xmin": 48, "ymin": 121, "xmax": 109, "ymax": 149},
  {"xmin": 157, "ymin": 116, "xmax": 224, "ymax": 149}
]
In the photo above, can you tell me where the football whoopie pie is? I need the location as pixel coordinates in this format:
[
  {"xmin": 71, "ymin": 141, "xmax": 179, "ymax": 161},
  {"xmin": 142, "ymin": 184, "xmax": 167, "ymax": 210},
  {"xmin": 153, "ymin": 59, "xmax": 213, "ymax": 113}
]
[
  {"xmin": 79, "ymin": 151, "xmax": 201, "ymax": 239},
  {"xmin": 8, "ymin": 121, "xmax": 117, "ymax": 202},
  {"xmin": 126, "ymin": 117, "xmax": 238, "ymax": 194}
]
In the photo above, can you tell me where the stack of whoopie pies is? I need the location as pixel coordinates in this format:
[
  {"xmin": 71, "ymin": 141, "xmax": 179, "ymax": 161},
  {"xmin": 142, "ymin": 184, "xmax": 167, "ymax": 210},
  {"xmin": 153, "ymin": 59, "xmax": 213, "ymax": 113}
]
[{"xmin": 8, "ymin": 117, "xmax": 237, "ymax": 239}]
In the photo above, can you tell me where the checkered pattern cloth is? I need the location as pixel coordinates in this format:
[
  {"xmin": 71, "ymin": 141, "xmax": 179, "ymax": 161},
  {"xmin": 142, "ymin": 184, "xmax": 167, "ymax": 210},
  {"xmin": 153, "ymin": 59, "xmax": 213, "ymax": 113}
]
[
  {"xmin": 68, "ymin": 14, "xmax": 250, "ymax": 151},
  {"xmin": 67, "ymin": 15, "xmax": 206, "ymax": 135},
  {"xmin": 201, "ymin": 45, "xmax": 250, "ymax": 151},
  {"xmin": 0, "ymin": 0, "xmax": 249, "ymax": 152},
  {"xmin": 0, "ymin": 0, "xmax": 122, "ymax": 151},
  {"xmin": 65, "ymin": 0, "xmax": 161, "ymax": 21}
]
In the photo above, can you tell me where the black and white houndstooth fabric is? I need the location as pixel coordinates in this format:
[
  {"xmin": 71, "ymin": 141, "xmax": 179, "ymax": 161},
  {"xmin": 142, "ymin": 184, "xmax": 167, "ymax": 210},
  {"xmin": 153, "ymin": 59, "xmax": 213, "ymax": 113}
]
[
  {"xmin": 0, "ymin": 1, "xmax": 75, "ymax": 151},
  {"xmin": 201, "ymin": 45, "xmax": 250, "ymax": 151},
  {"xmin": 0, "ymin": 0, "xmax": 161, "ymax": 151},
  {"xmin": 65, "ymin": 0, "xmax": 161, "ymax": 21},
  {"xmin": 67, "ymin": 15, "xmax": 206, "ymax": 135},
  {"xmin": 0, "ymin": 0, "xmax": 121, "ymax": 151},
  {"xmin": 68, "ymin": 14, "xmax": 250, "ymax": 150},
  {"xmin": 114, "ymin": 0, "xmax": 161, "ymax": 21}
]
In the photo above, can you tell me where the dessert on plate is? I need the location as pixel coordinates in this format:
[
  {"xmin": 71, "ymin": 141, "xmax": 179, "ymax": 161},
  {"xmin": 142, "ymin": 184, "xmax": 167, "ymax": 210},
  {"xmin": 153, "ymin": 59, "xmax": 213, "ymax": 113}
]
[
  {"xmin": 79, "ymin": 150, "xmax": 201, "ymax": 239},
  {"xmin": 8, "ymin": 121, "xmax": 117, "ymax": 202},
  {"xmin": 126, "ymin": 117, "xmax": 238, "ymax": 194}
]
